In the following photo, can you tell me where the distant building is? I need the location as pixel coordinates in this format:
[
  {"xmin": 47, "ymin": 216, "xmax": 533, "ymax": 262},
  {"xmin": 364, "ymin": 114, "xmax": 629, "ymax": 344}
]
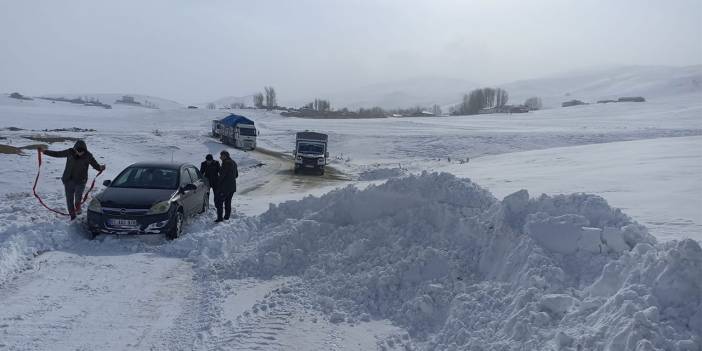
[{"xmin": 115, "ymin": 95, "xmax": 139, "ymax": 105}]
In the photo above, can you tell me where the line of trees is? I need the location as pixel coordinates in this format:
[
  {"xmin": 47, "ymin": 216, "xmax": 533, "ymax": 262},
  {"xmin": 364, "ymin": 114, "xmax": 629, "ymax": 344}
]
[
  {"xmin": 524, "ymin": 97, "xmax": 543, "ymax": 110},
  {"xmin": 303, "ymin": 99, "xmax": 331, "ymax": 112},
  {"xmin": 264, "ymin": 86, "xmax": 277, "ymax": 109},
  {"xmin": 252, "ymin": 86, "xmax": 278, "ymax": 109},
  {"xmin": 453, "ymin": 87, "xmax": 509, "ymax": 115}
]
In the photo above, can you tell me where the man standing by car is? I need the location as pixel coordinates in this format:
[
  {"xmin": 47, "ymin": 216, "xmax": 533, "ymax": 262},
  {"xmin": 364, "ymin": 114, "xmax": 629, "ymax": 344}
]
[
  {"xmin": 215, "ymin": 150, "xmax": 238, "ymax": 222},
  {"xmin": 200, "ymin": 154, "xmax": 220, "ymax": 205},
  {"xmin": 40, "ymin": 140, "xmax": 106, "ymax": 220}
]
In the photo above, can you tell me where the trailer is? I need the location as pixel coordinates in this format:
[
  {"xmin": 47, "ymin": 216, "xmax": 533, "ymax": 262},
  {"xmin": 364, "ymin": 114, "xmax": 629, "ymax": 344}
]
[
  {"xmin": 212, "ymin": 114, "xmax": 257, "ymax": 150},
  {"xmin": 293, "ymin": 131, "xmax": 329, "ymax": 175}
]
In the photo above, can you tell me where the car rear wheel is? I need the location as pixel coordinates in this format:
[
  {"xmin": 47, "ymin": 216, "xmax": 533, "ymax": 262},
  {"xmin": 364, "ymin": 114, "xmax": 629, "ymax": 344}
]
[{"xmin": 166, "ymin": 209, "xmax": 183, "ymax": 240}]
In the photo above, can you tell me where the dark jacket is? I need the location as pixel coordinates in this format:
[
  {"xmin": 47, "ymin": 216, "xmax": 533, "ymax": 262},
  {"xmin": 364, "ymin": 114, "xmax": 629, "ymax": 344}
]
[
  {"xmin": 200, "ymin": 160, "xmax": 221, "ymax": 188},
  {"xmin": 43, "ymin": 140, "xmax": 101, "ymax": 184},
  {"xmin": 217, "ymin": 158, "xmax": 238, "ymax": 194}
]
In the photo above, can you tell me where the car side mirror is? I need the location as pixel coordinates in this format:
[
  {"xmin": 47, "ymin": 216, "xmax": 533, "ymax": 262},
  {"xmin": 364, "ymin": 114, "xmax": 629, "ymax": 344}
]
[
  {"xmin": 325, "ymin": 152, "xmax": 329, "ymax": 158},
  {"xmin": 103, "ymin": 180, "xmax": 112, "ymax": 187},
  {"xmin": 293, "ymin": 150, "xmax": 297, "ymax": 155}
]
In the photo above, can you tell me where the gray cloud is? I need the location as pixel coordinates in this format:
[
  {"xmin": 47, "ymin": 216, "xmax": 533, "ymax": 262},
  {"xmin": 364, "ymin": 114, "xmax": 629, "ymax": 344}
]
[{"xmin": 1, "ymin": 0, "xmax": 700, "ymax": 104}]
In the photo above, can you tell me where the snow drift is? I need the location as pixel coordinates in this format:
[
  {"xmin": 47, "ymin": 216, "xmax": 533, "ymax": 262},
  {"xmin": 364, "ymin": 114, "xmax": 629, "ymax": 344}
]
[
  {"xmin": 1, "ymin": 173, "xmax": 699, "ymax": 350},
  {"xmin": 218, "ymin": 173, "xmax": 700, "ymax": 350}
]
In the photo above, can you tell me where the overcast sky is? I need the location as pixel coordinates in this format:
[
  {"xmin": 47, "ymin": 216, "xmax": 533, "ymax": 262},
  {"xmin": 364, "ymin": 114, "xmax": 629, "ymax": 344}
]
[{"xmin": 1, "ymin": 0, "xmax": 700, "ymax": 104}]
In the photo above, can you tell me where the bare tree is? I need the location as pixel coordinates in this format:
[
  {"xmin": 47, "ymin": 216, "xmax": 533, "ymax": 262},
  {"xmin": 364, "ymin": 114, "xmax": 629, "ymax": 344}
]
[
  {"xmin": 206, "ymin": 102, "xmax": 216, "ymax": 110},
  {"xmin": 482, "ymin": 88, "xmax": 496, "ymax": 108},
  {"xmin": 453, "ymin": 87, "xmax": 511, "ymax": 115},
  {"xmin": 313, "ymin": 99, "xmax": 331, "ymax": 112},
  {"xmin": 431, "ymin": 104, "xmax": 442, "ymax": 116},
  {"xmin": 524, "ymin": 97, "xmax": 543, "ymax": 110},
  {"xmin": 264, "ymin": 86, "xmax": 277, "ymax": 109},
  {"xmin": 495, "ymin": 88, "xmax": 509, "ymax": 107},
  {"xmin": 253, "ymin": 93, "xmax": 264, "ymax": 109}
]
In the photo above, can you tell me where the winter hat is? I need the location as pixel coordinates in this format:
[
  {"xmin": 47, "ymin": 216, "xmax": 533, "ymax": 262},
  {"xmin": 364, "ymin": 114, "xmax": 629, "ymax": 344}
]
[
  {"xmin": 206, "ymin": 154, "xmax": 214, "ymax": 161},
  {"xmin": 74, "ymin": 139, "xmax": 87, "ymax": 152}
]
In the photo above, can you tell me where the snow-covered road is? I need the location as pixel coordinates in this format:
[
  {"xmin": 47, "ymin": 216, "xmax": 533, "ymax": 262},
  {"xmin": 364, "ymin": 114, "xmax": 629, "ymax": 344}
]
[{"xmin": 0, "ymin": 250, "xmax": 193, "ymax": 350}]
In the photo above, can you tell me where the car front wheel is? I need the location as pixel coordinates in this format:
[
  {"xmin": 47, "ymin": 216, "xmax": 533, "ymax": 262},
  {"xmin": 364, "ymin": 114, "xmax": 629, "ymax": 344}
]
[{"xmin": 166, "ymin": 209, "xmax": 184, "ymax": 240}]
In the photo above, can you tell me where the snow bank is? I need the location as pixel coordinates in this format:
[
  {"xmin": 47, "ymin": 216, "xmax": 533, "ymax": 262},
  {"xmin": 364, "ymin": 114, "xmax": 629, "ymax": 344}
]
[
  {"xmin": 358, "ymin": 167, "xmax": 407, "ymax": 181},
  {"xmin": 2, "ymin": 172, "xmax": 698, "ymax": 350},
  {"xmin": 0, "ymin": 193, "xmax": 87, "ymax": 286},
  {"xmin": 217, "ymin": 172, "xmax": 699, "ymax": 350}
]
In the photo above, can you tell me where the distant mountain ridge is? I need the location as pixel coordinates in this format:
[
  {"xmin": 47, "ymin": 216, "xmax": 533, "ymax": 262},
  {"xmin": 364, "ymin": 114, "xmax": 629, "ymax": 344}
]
[
  {"xmin": 285, "ymin": 65, "xmax": 701, "ymax": 110},
  {"xmin": 500, "ymin": 65, "xmax": 702, "ymax": 108}
]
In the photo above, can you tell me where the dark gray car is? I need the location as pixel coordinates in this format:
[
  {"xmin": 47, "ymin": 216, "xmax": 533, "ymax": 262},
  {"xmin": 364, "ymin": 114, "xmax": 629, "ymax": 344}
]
[{"xmin": 86, "ymin": 162, "xmax": 209, "ymax": 240}]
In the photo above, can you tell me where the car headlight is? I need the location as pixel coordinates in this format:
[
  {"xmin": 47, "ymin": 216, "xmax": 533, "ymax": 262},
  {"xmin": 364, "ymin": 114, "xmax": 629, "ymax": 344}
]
[
  {"xmin": 148, "ymin": 200, "xmax": 171, "ymax": 215},
  {"xmin": 88, "ymin": 198, "xmax": 102, "ymax": 213}
]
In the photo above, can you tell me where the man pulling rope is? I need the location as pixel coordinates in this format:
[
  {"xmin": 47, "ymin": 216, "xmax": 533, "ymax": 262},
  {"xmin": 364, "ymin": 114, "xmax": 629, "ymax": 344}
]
[{"xmin": 38, "ymin": 140, "xmax": 106, "ymax": 220}]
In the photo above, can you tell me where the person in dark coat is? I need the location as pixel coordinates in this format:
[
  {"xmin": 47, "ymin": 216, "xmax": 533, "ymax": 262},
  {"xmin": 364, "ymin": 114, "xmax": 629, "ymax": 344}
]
[
  {"xmin": 214, "ymin": 150, "xmax": 238, "ymax": 222},
  {"xmin": 200, "ymin": 154, "xmax": 220, "ymax": 205},
  {"xmin": 40, "ymin": 140, "xmax": 106, "ymax": 220}
]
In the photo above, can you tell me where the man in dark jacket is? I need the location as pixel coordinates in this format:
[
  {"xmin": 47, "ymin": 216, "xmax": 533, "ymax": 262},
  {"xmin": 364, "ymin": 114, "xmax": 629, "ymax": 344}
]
[
  {"xmin": 215, "ymin": 150, "xmax": 238, "ymax": 222},
  {"xmin": 41, "ymin": 140, "xmax": 106, "ymax": 220},
  {"xmin": 200, "ymin": 154, "xmax": 220, "ymax": 204}
]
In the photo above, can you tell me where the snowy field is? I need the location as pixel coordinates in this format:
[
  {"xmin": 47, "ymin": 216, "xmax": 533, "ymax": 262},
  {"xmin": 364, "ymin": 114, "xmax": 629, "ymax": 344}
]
[{"xmin": 1, "ymin": 90, "xmax": 701, "ymax": 350}]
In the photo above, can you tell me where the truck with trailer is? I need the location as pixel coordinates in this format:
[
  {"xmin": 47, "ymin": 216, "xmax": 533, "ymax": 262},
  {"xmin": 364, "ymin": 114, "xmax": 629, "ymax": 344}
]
[
  {"xmin": 211, "ymin": 114, "xmax": 257, "ymax": 150},
  {"xmin": 293, "ymin": 131, "xmax": 329, "ymax": 175}
]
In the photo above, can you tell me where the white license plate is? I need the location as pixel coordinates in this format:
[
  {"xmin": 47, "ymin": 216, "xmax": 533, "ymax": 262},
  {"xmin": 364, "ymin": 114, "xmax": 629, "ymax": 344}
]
[
  {"xmin": 305, "ymin": 165, "xmax": 315, "ymax": 168},
  {"xmin": 109, "ymin": 219, "xmax": 138, "ymax": 226}
]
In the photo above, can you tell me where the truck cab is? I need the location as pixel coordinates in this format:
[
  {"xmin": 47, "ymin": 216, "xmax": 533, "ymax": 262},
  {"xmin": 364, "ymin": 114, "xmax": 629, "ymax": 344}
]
[{"xmin": 293, "ymin": 131, "xmax": 329, "ymax": 175}]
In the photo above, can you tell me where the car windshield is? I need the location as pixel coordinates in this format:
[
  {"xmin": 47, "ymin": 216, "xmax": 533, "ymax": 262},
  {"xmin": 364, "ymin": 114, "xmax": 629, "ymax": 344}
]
[
  {"xmin": 297, "ymin": 142, "xmax": 324, "ymax": 154},
  {"xmin": 239, "ymin": 127, "xmax": 256, "ymax": 136},
  {"xmin": 111, "ymin": 167, "xmax": 179, "ymax": 190}
]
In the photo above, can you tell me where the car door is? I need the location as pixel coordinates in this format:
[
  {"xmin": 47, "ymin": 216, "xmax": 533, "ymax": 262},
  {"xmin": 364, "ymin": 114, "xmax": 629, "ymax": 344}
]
[
  {"xmin": 186, "ymin": 166, "xmax": 206, "ymax": 209},
  {"xmin": 179, "ymin": 167, "xmax": 196, "ymax": 215}
]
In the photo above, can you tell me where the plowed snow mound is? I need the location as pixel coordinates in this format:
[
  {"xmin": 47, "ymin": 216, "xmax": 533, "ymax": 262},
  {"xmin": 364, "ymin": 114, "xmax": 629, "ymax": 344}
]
[{"xmin": 222, "ymin": 172, "xmax": 701, "ymax": 350}]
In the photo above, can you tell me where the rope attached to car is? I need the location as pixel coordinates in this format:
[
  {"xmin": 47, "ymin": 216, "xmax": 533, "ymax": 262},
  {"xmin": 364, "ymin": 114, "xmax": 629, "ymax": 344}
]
[{"xmin": 33, "ymin": 149, "xmax": 103, "ymax": 217}]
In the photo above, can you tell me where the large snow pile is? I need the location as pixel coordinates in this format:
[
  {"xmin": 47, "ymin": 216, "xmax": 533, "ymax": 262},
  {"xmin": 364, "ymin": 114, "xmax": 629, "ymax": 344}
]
[
  {"xmin": 218, "ymin": 173, "xmax": 701, "ymax": 350},
  {"xmin": 2, "ymin": 172, "xmax": 699, "ymax": 350}
]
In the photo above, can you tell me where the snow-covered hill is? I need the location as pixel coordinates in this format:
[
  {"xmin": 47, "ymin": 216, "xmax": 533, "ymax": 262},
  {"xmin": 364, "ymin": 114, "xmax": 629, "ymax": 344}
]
[
  {"xmin": 315, "ymin": 77, "xmax": 479, "ymax": 110},
  {"xmin": 501, "ymin": 65, "xmax": 702, "ymax": 108},
  {"xmin": 293, "ymin": 65, "xmax": 701, "ymax": 111}
]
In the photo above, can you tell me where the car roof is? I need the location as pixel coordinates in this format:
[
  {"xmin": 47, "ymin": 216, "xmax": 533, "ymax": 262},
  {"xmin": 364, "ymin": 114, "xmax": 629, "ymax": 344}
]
[{"xmin": 128, "ymin": 162, "xmax": 192, "ymax": 170}]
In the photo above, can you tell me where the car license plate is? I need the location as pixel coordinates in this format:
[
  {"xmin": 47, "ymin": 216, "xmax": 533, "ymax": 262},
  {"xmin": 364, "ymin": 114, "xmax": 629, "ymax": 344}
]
[
  {"xmin": 109, "ymin": 219, "xmax": 138, "ymax": 226},
  {"xmin": 305, "ymin": 165, "xmax": 314, "ymax": 168}
]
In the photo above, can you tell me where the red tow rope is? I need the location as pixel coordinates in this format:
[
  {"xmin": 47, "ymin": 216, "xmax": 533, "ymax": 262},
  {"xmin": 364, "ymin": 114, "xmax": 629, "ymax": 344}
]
[{"xmin": 32, "ymin": 149, "xmax": 103, "ymax": 217}]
